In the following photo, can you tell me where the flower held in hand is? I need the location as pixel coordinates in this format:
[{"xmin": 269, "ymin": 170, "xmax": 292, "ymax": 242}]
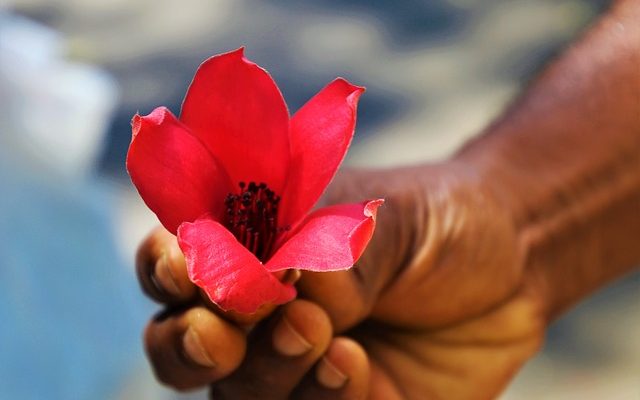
[{"xmin": 127, "ymin": 48, "xmax": 382, "ymax": 313}]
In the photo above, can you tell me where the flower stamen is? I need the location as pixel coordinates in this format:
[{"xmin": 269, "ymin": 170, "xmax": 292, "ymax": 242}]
[{"xmin": 225, "ymin": 181, "xmax": 283, "ymax": 261}]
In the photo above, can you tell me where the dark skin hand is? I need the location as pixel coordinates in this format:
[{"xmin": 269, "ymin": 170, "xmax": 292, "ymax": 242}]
[
  {"xmin": 137, "ymin": 1, "xmax": 640, "ymax": 398},
  {"xmin": 139, "ymin": 164, "xmax": 544, "ymax": 400}
]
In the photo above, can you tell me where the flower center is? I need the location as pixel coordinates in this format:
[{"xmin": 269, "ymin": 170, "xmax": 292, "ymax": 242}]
[{"xmin": 224, "ymin": 181, "xmax": 283, "ymax": 261}]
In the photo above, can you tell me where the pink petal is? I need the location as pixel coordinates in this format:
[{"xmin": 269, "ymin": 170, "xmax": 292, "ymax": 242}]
[
  {"xmin": 180, "ymin": 48, "xmax": 290, "ymax": 193},
  {"xmin": 266, "ymin": 199, "xmax": 383, "ymax": 272},
  {"xmin": 280, "ymin": 78, "xmax": 365, "ymax": 228},
  {"xmin": 178, "ymin": 218, "xmax": 296, "ymax": 314},
  {"xmin": 126, "ymin": 107, "xmax": 232, "ymax": 234}
]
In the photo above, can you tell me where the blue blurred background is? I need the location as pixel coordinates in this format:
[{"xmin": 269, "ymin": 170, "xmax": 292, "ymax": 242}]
[{"xmin": 0, "ymin": 0, "xmax": 637, "ymax": 399}]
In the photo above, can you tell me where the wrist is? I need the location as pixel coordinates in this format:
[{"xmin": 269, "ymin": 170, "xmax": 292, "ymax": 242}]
[
  {"xmin": 444, "ymin": 0, "xmax": 640, "ymax": 323},
  {"xmin": 453, "ymin": 127, "xmax": 640, "ymax": 321}
]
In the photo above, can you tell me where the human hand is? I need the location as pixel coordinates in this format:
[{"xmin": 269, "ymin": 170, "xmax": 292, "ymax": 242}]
[{"xmin": 137, "ymin": 163, "xmax": 546, "ymax": 399}]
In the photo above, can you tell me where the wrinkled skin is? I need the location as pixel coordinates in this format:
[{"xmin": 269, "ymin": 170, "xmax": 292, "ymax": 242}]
[{"xmin": 138, "ymin": 164, "xmax": 546, "ymax": 400}]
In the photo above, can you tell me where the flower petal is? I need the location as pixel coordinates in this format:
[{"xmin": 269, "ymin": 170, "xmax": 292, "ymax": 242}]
[
  {"xmin": 178, "ymin": 218, "xmax": 296, "ymax": 313},
  {"xmin": 266, "ymin": 199, "xmax": 383, "ymax": 272},
  {"xmin": 280, "ymin": 78, "xmax": 365, "ymax": 228},
  {"xmin": 180, "ymin": 47, "xmax": 290, "ymax": 193},
  {"xmin": 126, "ymin": 107, "xmax": 232, "ymax": 234}
]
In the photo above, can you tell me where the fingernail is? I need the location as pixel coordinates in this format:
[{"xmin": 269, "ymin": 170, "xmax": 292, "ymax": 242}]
[
  {"xmin": 281, "ymin": 269, "xmax": 301, "ymax": 284},
  {"xmin": 182, "ymin": 327, "xmax": 216, "ymax": 368},
  {"xmin": 272, "ymin": 316, "xmax": 312, "ymax": 356},
  {"xmin": 316, "ymin": 357, "xmax": 348, "ymax": 389},
  {"xmin": 154, "ymin": 252, "xmax": 181, "ymax": 296}
]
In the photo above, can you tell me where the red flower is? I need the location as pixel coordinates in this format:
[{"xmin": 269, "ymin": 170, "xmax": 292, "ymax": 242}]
[{"xmin": 127, "ymin": 48, "xmax": 382, "ymax": 313}]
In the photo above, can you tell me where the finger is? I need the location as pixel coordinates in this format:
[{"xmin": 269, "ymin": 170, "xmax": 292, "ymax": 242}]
[
  {"xmin": 292, "ymin": 337, "xmax": 370, "ymax": 400},
  {"xmin": 211, "ymin": 300, "xmax": 332, "ymax": 400},
  {"xmin": 145, "ymin": 306, "xmax": 246, "ymax": 391},
  {"xmin": 136, "ymin": 226, "xmax": 197, "ymax": 303},
  {"xmin": 297, "ymin": 269, "xmax": 374, "ymax": 333}
]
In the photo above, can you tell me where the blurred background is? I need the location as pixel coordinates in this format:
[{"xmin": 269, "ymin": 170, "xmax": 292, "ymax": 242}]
[{"xmin": 0, "ymin": 0, "xmax": 638, "ymax": 398}]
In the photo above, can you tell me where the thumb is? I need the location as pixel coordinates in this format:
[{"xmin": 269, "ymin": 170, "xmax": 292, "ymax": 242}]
[
  {"xmin": 299, "ymin": 169, "xmax": 421, "ymax": 332},
  {"xmin": 295, "ymin": 198, "xmax": 407, "ymax": 333},
  {"xmin": 295, "ymin": 269, "xmax": 374, "ymax": 332}
]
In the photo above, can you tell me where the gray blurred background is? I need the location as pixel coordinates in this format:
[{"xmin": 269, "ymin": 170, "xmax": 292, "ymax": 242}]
[{"xmin": 0, "ymin": 0, "xmax": 637, "ymax": 398}]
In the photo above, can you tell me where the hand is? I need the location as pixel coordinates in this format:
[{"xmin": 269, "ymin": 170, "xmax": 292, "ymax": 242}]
[{"xmin": 137, "ymin": 163, "xmax": 547, "ymax": 399}]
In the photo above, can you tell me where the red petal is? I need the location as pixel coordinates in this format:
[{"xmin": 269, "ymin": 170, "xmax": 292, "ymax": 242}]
[
  {"xmin": 280, "ymin": 78, "xmax": 365, "ymax": 228},
  {"xmin": 180, "ymin": 48, "xmax": 290, "ymax": 193},
  {"xmin": 266, "ymin": 199, "xmax": 383, "ymax": 272},
  {"xmin": 178, "ymin": 218, "xmax": 296, "ymax": 313},
  {"xmin": 126, "ymin": 107, "xmax": 232, "ymax": 234}
]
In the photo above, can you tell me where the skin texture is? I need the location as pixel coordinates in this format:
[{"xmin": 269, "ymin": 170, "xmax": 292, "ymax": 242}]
[{"xmin": 136, "ymin": 1, "xmax": 640, "ymax": 398}]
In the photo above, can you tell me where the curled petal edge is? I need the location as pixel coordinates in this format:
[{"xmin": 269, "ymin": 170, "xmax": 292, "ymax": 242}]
[
  {"xmin": 266, "ymin": 199, "xmax": 384, "ymax": 273},
  {"xmin": 178, "ymin": 218, "xmax": 296, "ymax": 314},
  {"xmin": 280, "ymin": 78, "xmax": 366, "ymax": 228},
  {"xmin": 126, "ymin": 107, "xmax": 232, "ymax": 234}
]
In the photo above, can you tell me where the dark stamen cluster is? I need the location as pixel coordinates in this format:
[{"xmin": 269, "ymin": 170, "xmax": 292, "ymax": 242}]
[{"xmin": 225, "ymin": 181, "xmax": 282, "ymax": 261}]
